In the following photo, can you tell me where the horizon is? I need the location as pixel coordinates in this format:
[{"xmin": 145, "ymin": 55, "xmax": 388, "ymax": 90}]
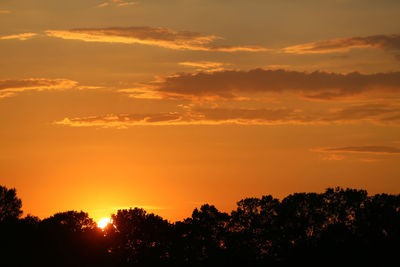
[{"xmin": 11, "ymin": 185, "xmax": 380, "ymax": 223}]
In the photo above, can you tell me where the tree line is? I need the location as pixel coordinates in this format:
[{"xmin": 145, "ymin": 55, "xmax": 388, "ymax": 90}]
[{"xmin": 0, "ymin": 185, "xmax": 399, "ymax": 266}]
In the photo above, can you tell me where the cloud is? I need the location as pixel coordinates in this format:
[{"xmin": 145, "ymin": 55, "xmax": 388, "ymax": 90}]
[
  {"xmin": 0, "ymin": 33, "xmax": 37, "ymax": 41},
  {"xmin": 321, "ymin": 104, "xmax": 400, "ymax": 124},
  {"xmin": 179, "ymin": 61, "xmax": 228, "ymax": 72},
  {"xmin": 45, "ymin": 27, "xmax": 268, "ymax": 52},
  {"xmin": 51, "ymin": 107, "xmax": 321, "ymax": 128},
  {"xmin": 54, "ymin": 102, "xmax": 400, "ymax": 128},
  {"xmin": 0, "ymin": 92, "xmax": 16, "ymax": 99},
  {"xmin": 55, "ymin": 113, "xmax": 185, "ymax": 128},
  {"xmin": 0, "ymin": 10, "xmax": 11, "ymax": 14},
  {"xmin": 190, "ymin": 107, "xmax": 307, "ymax": 124},
  {"xmin": 97, "ymin": 0, "xmax": 137, "ymax": 8},
  {"xmin": 265, "ymin": 64, "xmax": 292, "ymax": 70},
  {"xmin": 117, "ymin": 87, "xmax": 163, "ymax": 99},
  {"xmin": 314, "ymin": 146, "xmax": 400, "ymax": 154},
  {"xmin": 149, "ymin": 69, "xmax": 400, "ymax": 100},
  {"xmin": 321, "ymin": 154, "xmax": 345, "ymax": 161},
  {"xmin": 283, "ymin": 34, "xmax": 400, "ymax": 54},
  {"xmin": 0, "ymin": 78, "xmax": 78, "ymax": 98},
  {"xmin": 54, "ymin": 107, "xmax": 311, "ymax": 128}
]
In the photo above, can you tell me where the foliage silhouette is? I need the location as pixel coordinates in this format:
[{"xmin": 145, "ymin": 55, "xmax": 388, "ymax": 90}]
[
  {"xmin": 0, "ymin": 185, "xmax": 399, "ymax": 266},
  {"xmin": 0, "ymin": 185, "xmax": 22, "ymax": 222}
]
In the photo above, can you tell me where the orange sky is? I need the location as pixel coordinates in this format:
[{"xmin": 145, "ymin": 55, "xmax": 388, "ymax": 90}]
[{"xmin": 1, "ymin": 0, "xmax": 400, "ymax": 222}]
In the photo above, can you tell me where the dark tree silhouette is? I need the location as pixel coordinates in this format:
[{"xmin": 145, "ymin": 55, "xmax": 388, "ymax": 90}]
[
  {"xmin": 0, "ymin": 185, "xmax": 22, "ymax": 222},
  {"xmin": 19, "ymin": 211, "xmax": 109, "ymax": 267},
  {"xmin": 107, "ymin": 208, "xmax": 172, "ymax": 266},
  {"xmin": 229, "ymin": 195, "xmax": 280, "ymax": 264},
  {"xmin": 173, "ymin": 204, "xmax": 230, "ymax": 266},
  {"xmin": 0, "ymin": 185, "xmax": 399, "ymax": 266},
  {"xmin": 41, "ymin": 210, "xmax": 96, "ymax": 232}
]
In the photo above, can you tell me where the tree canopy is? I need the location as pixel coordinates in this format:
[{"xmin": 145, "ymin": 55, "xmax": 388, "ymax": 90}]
[
  {"xmin": 0, "ymin": 185, "xmax": 22, "ymax": 222},
  {"xmin": 0, "ymin": 186, "xmax": 399, "ymax": 266}
]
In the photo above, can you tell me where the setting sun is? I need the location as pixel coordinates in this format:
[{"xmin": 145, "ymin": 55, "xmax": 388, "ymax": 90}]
[{"xmin": 97, "ymin": 218, "xmax": 111, "ymax": 229}]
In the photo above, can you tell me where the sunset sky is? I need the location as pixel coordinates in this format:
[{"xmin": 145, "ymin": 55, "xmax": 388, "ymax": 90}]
[{"xmin": 1, "ymin": 0, "xmax": 400, "ymax": 222}]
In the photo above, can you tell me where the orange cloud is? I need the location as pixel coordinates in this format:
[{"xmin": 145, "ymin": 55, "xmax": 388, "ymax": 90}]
[
  {"xmin": 55, "ymin": 113, "xmax": 185, "ymax": 128},
  {"xmin": 97, "ymin": 0, "xmax": 137, "ymax": 8},
  {"xmin": 314, "ymin": 146, "xmax": 400, "ymax": 154},
  {"xmin": 54, "ymin": 107, "xmax": 310, "ymax": 128},
  {"xmin": 0, "ymin": 78, "xmax": 78, "ymax": 98},
  {"xmin": 54, "ymin": 103, "xmax": 400, "ymax": 128},
  {"xmin": 321, "ymin": 154, "xmax": 345, "ymax": 161},
  {"xmin": 117, "ymin": 87, "xmax": 163, "ymax": 99},
  {"xmin": 179, "ymin": 61, "xmax": 228, "ymax": 72},
  {"xmin": 150, "ymin": 69, "xmax": 400, "ymax": 100},
  {"xmin": 283, "ymin": 34, "xmax": 400, "ymax": 54},
  {"xmin": 0, "ymin": 33, "xmax": 37, "ymax": 41},
  {"xmin": 45, "ymin": 27, "xmax": 268, "ymax": 52},
  {"xmin": 0, "ymin": 10, "xmax": 11, "ymax": 14},
  {"xmin": 191, "ymin": 107, "xmax": 305, "ymax": 124},
  {"xmin": 321, "ymin": 104, "xmax": 400, "ymax": 124}
]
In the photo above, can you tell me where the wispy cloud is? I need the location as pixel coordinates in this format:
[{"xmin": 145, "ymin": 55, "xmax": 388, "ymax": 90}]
[
  {"xmin": 117, "ymin": 86, "xmax": 163, "ymax": 99},
  {"xmin": 314, "ymin": 146, "xmax": 400, "ymax": 154},
  {"xmin": 146, "ymin": 69, "xmax": 400, "ymax": 100},
  {"xmin": 265, "ymin": 64, "xmax": 292, "ymax": 70},
  {"xmin": 0, "ymin": 10, "xmax": 11, "ymax": 14},
  {"xmin": 283, "ymin": 34, "xmax": 400, "ymax": 54},
  {"xmin": 0, "ymin": 33, "xmax": 37, "ymax": 41},
  {"xmin": 179, "ymin": 61, "xmax": 228, "ymax": 72},
  {"xmin": 97, "ymin": 0, "xmax": 137, "ymax": 8},
  {"xmin": 0, "ymin": 78, "xmax": 78, "ymax": 98},
  {"xmin": 55, "ymin": 113, "xmax": 185, "ymax": 128},
  {"xmin": 321, "ymin": 104, "xmax": 400, "ymax": 124},
  {"xmin": 313, "ymin": 145, "xmax": 400, "ymax": 162},
  {"xmin": 54, "ymin": 102, "xmax": 400, "ymax": 128},
  {"xmin": 321, "ymin": 154, "xmax": 345, "ymax": 161},
  {"xmin": 54, "ymin": 107, "xmax": 311, "ymax": 128},
  {"xmin": 45, "ymin": 27, "xmax": 268, "ymax": 52}
]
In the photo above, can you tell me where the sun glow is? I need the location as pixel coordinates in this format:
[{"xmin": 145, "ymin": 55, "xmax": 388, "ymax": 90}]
[{"xmin": 97, "ymin": 218, "xmax": 111, "ymax": 229}]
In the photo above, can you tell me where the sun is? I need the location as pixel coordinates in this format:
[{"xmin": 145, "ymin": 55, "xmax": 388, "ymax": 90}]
[{"xmin": 97, "ymin": 217, "xmax": 111, "ymax": 229}]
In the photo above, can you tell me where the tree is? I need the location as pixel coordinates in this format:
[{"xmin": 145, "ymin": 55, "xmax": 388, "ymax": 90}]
[
  {"xmin": 230, "ymin": 196, "xmax": 280, "ymax": 263},
  {"xmin": 109, "ymin": 208, "xmax": 172, "ymax": 265},
  {"xmin": 41, "ymin": 210, "xmax": 96, "ymax": 232},
  {"xmin": 0, "ymin": 185, "xmax": 22, "ymax": 222},
  {"xmin": 38, "ymin": 211, "xmax": 107, "ymax": 267},
  {"xmin": 175, "ymin": 204, "xmax": 230, "ymax": 266}
]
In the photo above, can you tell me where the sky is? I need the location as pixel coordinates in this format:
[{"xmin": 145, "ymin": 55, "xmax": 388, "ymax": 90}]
[{"xmin": 1, "ymin": 0, "xmax": 400, "ymax": 222}]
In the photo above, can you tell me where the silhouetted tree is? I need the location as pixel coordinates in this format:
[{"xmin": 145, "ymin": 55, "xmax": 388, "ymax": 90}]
[
  {"xmin": 108, "ymin": 208, "xmax": 172, "ymax": 266},
  {"xmin": 37, "ymin": 211, "xmax": 108, "ymax": 267},
  {"xmin": 0, "ymin": 185, "xmax": 22, "ymax": 222},
  {"xmin": 174, "ymin": 204, "xmax": 229, "ymax": 266},
  {"xmin": 0, "ymin": 186, "xmax": 24, "ymax": 266},
  {"xmin": 229, "ymin": 196, "xmax": 280, "ymax": 264},
  {"xmin": 41, "ymin": 210, "xmax": 96, "ymax": 232},
  {"xmin": 0, "ymin": 185, "xmax": 399, "ymax": 266}
]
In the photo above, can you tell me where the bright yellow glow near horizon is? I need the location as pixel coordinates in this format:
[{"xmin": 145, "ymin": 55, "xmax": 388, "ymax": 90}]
[{"xmin": 97, "ymin": 218, "xmax": 111, "ymax": 229}]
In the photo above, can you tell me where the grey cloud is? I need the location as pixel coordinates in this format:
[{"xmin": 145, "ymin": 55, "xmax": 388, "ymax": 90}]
[
  {"xmin": 153, "ymin": 69, "xmax": 400, "ymax": 100},
  {"xmin": 283, "ymin": 34, "xmax": 400, "ymax": 54}
]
